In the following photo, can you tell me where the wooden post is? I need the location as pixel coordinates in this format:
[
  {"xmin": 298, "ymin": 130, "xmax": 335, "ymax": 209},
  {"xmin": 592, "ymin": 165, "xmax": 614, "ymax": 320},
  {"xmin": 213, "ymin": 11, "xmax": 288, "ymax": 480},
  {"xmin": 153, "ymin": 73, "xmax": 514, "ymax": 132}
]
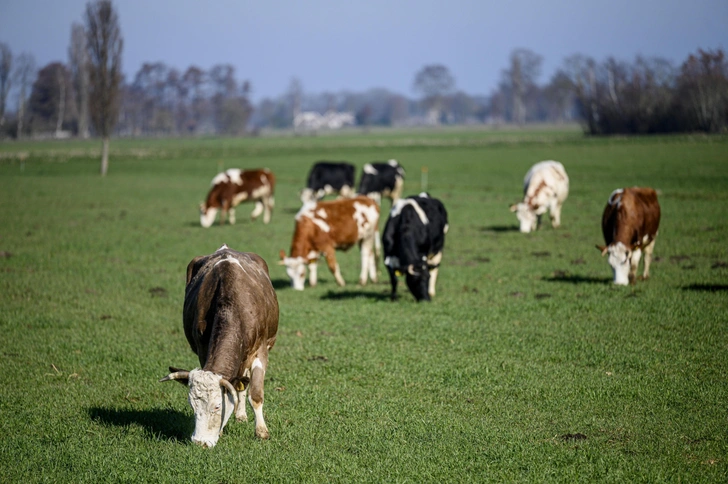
[{"xmin": 421, "ymin": 166, "xmax": 428, "ymax": 192}]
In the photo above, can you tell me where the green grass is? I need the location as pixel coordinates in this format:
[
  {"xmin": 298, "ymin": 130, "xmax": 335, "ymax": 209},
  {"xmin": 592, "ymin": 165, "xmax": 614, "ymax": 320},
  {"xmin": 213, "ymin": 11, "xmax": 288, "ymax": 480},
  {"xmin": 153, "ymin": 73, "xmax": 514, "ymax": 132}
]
[{"xmin": 1, "ymin": 129, "xmax": 727, "ymax": 482}]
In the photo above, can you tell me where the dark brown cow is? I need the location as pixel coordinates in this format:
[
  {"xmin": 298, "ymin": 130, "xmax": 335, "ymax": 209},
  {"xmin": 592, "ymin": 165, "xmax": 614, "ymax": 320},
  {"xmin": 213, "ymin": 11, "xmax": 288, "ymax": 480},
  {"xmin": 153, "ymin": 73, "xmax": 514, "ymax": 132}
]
[
  {"xmin": 160, "ymin": 245, "xmax": 279, "ymax": 447},
  {"xmin": 200, "ymin": 168, "xmax": 275, "ymax": 227},
  {"xmin": 596, "ymin": 187, "xmax": 661, "ymax": 285},
  {"xmin": 279, "ymin": 196, "xmax": 379, "ymax": 290}
]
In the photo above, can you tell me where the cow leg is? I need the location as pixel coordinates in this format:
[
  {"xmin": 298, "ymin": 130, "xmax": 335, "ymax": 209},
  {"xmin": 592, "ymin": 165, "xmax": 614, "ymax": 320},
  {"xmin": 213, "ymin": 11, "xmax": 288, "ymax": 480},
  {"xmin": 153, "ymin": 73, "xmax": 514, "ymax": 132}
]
[
  {"xmin": 228, "ymin": 208, "xmax": 236, "ymax": 225},
  {"xmin": 388, "ymin": 267, "xmax": 399, "ymax": 300},
  {"xmin": 359, "ymin": 237, "xmax": 376, "ymax": 285},
  {"xmin": 249, "ymin": 357, "xmax": 269, "ymax": 439},
  {"xmin": 236, "ymin": 369, "xmax": 249, "ymax": 422},
  {"xmin": 309, "ymin": 261, "xmax": 318, "ymax": 287},
  {"xmin": 250, "ymin": 201, "xmax": 264, "ymax": 220},
  {"xmin": 324, "ymin": 249, "xmax": 346, "ymax": 286},
  {"xmin": 427, "ymin": 252, "xmax": 443, "ymax": 298},
  {"xmin": 550, "ymin": 201, "xmax": 562, "ymax": 228},
  {"xmin": 263, "ymin": 196, "xmax": 274, "ymax": 224},
  {"xmin": 642, "ymin": 239, "xmax": 656, "ymax": 279},
  {"xmin": 629, "ymin": 248, "xmax": 642, "ymax": 284},
  {"xmin": 220, "ymin": 200, "xmax": 230, "ymax": 225}
]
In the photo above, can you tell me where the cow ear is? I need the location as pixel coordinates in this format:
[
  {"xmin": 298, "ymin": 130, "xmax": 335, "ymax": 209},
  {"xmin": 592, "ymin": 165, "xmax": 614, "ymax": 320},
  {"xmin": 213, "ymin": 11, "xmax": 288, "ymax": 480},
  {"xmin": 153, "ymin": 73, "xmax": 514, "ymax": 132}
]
[
  {"xmin": 595, "ymin": 245, "xmax": 608, "ymax": 256},
  {"xmin": 509, "ymin": 204, "xmax": 518, "ymax": 212},
  {"xmin": 279, "ymin": 249, "xmax": 286, "ymax": 260},
  {"xmin": 186, "ymin": 256, "xmax": 207, "ymax": 285}
]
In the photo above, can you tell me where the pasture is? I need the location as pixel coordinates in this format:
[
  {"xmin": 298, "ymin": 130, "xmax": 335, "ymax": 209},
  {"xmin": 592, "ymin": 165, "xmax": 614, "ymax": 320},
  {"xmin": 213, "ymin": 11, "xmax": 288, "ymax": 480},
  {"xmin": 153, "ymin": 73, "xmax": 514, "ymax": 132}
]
[{"xmin": 1, "ymin": 128, "xmax": 727, "ymax": 482}]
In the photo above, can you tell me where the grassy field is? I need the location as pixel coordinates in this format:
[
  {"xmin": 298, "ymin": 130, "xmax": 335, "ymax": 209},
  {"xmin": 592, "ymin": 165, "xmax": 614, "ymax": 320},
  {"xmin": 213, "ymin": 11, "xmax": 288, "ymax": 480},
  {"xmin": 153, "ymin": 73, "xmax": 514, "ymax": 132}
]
[{"xmin": 1, "ymin": 128, "xmax": 727, "ymax": 482}]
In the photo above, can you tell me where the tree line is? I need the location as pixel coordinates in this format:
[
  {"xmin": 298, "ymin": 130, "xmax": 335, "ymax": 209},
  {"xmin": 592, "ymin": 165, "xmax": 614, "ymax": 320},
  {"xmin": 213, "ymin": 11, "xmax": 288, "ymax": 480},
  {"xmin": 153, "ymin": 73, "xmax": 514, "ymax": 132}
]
[{"xmin": 1, "ymin": 8, "xmax": 727, "ymax": 141}]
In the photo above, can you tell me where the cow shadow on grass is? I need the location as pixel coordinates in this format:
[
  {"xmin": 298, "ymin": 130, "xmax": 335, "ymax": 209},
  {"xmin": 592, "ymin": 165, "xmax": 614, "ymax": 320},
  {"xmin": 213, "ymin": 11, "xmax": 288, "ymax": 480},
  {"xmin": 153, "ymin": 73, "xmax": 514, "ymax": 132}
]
[
  {"xmin": 88, "ymin": 406, "xmax": 192, "ymax": 442},
  {"xmin": 480, "ymin": 225, "xmax": 520, "ymax": 233},
  {"xmin": 682, "ymin": 284, "xmax": 728, "ymax": 292},
  {"xmin": 271, "ymin": 278, "xmax": 292, "ymax": 290},
  {"xmin": 544, "ymin": 273, "xmax": 612, "ymax": 284},
  {"xmin": 320, "ymin": 289, "xmax": 390, "ymax": 301}
]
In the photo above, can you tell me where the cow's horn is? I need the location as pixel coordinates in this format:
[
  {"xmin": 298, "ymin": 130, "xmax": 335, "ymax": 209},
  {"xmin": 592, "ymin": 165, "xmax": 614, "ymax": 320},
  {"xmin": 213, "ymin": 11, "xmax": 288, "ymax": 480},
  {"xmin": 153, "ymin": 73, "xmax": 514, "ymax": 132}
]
[
  {"xmin": 159, "ymin": 370, "xmax": 190, "ymax": 382},
  {"xmin": 220, "ymin": 378, "xmax": 239, "ymax": 416},
  {"xmin": 407, "ymin": 264, "xmax": 419, "ymax": 276}
]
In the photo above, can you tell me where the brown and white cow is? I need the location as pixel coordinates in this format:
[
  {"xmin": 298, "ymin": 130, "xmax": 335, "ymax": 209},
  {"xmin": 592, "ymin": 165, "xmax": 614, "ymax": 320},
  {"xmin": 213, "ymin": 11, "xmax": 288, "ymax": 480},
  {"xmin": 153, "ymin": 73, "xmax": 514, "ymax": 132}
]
[
  {"xmin": 160, "ymin": 245, "xmax": 279, "ymax": 446},
  {"xmin": 510, "ymin": 161, "xmax": 569, "ymax": 233},
  {"xmin": 200, "ymin": 168, "xmax": 275, "ymax": 227},
  {"xmin": 279, "ymin": 196, "xmax": 380, "ymax": 290},
  {"xmin": 597, "ymin": 187, "xmax": 661, "ymax": 285}
]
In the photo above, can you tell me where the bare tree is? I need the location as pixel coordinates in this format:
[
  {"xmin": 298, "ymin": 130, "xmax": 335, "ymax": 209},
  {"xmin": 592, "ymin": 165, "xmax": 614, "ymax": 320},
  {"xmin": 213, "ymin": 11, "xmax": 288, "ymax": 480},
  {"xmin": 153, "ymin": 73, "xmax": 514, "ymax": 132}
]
[
  {"xmin": 677, "ymin": 49, "xmax": 728, "ymax": 133},
  {"xmin": 413, "ymin": 64, "xmax": 455, "ymax": 124},
  {"xmin": 288, "ymin": 77, "xmax": 303, "ymax": 122},
  {"xmin": 506, "ymin": 49, "xmax": 542, "ymax": 125},
  {"xmin": 0, "ymin": 43, "xmax": 12, "ymax": 130},
  {"xmin": 68, "ymin": 23, "xmax": 90, "ymax": 138},
  {"xmin": 14, "ymin": 53, "xmax": 36, "ymax": 139},
  {"xmin": 85, "ymin": 0, "xmax": 123, "ymax": 176}
]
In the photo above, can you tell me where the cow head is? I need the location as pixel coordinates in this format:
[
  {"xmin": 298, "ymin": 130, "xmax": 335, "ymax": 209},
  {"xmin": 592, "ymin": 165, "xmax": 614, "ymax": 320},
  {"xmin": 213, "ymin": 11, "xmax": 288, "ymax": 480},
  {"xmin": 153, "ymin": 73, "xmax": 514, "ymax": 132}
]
[
  {"xmin": 199, "ymin": 203, "xmax": 218, "ymax": 228},
  {"xmin": 160, "ymin": 368, "xmax": 238, "ymax": 448},
  {"xmin": 404, "ymin": 260, "xmax": 430, "ymax": 302},
  {"xmin": 597, "ymin": 242, "xmax": 631, "ymax": 285},
  {"xmin": 300, "ymin": 188, "xmax": 316, "ymax": 204},
  {"xmin": 510, "ymin": 202, "xmax": 537, "ymax": 233},
  {"xmin": 279, "ymin": 250, "xmax": 306, "ymax": 290}
]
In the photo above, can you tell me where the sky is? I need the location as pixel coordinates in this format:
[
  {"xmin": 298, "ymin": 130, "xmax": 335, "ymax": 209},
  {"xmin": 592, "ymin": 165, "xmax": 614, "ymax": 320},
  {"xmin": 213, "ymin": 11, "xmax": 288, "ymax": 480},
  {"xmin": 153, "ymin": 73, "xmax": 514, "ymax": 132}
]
[{"xmin": 1, "ymin": 0, "xmax": 726, "ymax": 102}]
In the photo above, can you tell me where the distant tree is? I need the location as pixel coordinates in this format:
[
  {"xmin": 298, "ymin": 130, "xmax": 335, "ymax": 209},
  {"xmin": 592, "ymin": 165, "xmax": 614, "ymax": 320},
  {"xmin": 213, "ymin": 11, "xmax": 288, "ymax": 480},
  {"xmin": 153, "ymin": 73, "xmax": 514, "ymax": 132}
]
[
  {"xmin": 543, "ymin": 70, "xmax": 575, "ymax": 123},
  {"xmin": 0, "ymin": 42, "xmax": 12, "ymax": 130},
  {"xmin": 505, "ymin": 49, "xmax": 542, "ymax": 125},
  {"xmin": 288, "ymin": 77, "xmax": 303, "ymax": 122},
  {"xmin": 28, "ymin": 62, "xmax": 75, "ymax": 134},
  {"xmin": 413, "ymin": 64, "xmax": 455, "ymax": 123},
  {"xmin": 562, "ymin": 54, "xmax": 598, "ymax": 133},
  {"xmin": 676, "ymin": 48, "xmax": 728, "ymax": 133},
  {"xmin": 85, "ymin": 0, "xmax": 123, "ymax": 176},
  {"xmin": 181, "ymin": 65, "xmax": 207, "ymax": 133},
  {"xmin": 387, "ymin": 94, "xmax": 409, "ymax": 126},
  {"xmin": 13, "ymin": 52, "xmax": 36, "ymax": 139},
  {"xmin": 68, "ymin": 23, "xmax": 90, "ymax": 138}
]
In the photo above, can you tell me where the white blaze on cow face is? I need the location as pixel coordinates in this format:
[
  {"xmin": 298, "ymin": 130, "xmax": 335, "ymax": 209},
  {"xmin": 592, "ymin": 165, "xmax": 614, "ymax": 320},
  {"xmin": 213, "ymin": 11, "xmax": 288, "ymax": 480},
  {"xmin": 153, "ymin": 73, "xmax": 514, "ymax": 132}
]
[
  {"xmin": 511, "ymin": 202, "xmax": 537, "ymax": 233},
  {"xmin": 200, "ymin": 206, "xmax": 219, "ymax": 228},
  {"xmin": 188, "ymin": 369, "xmax": 236, "ymax": 448},
  {"xmin": 607, "ymin": 242, "xmax": 632, "ymax": 285},
  {"xmin": 283, "ymin": 256, "xmax": 307, "ymax": 290},
  {"xmin": 363, "ymin": 163, "xmax": 378, "ymax": 175}
]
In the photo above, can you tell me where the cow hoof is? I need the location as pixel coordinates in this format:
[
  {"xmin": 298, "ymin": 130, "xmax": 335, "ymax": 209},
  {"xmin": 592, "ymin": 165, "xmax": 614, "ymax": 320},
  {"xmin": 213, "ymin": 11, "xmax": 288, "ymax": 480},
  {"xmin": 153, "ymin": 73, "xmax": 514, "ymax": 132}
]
[
  {"xmin": 236, "ymin": 413, "xmax": 248, "ymax": 422},
  {"xmin": 255, "ymin": 428, "xmax": 270, "ymax": 440}
]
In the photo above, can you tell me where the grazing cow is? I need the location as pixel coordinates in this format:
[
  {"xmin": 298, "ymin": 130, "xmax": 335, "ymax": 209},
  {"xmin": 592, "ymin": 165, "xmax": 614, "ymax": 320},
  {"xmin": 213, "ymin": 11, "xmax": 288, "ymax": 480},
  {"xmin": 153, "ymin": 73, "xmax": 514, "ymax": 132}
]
[
  {"xmin": 510, "ymin": 161, "xmax": 569, "ymax": 233},
  {"xmin": 357, "ymin": 159, "xmax": 406, "ymax": 205},
  {"xmin": 382, "ymin": 193, "xmax": 448, "ymax": 302},
  {"xmin": 200, "ymin": 168, "xmax": 275, "ymax": 227},
  {"xmin": 300, "ymin": 161, "xmax": 356, "ymax": 203},
  {"xmin": 279, "ymin": 196, "xmax": 379, "ymax": 290},
  {"xmin": 160, "ymin": 245, "xmax": 279, "ymax": 446},
  {"xmin": 597, "ymin": 187, "xmax": 661, "ymax": 285}
]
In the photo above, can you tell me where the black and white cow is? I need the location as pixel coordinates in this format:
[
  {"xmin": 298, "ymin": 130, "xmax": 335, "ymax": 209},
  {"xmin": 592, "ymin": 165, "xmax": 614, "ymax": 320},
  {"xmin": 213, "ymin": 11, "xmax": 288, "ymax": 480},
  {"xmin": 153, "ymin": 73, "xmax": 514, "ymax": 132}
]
[
  {"xmin": 300, "ymin": 161, "xmax": 356, "ymax": 203},
  {"xmin": 357, "ymin": 159, "xmax": 406, "ymax": 205},
  {"xmin": 382, "ymin": 193, "xmax": 448, "ymax": 302}
]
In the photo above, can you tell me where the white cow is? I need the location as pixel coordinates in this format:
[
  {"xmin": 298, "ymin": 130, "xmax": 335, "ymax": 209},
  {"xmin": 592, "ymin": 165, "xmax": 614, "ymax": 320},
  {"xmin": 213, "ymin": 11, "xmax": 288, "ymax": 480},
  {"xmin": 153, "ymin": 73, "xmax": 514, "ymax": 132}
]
[{"xmin": 510, "ymin": 161, "xmax": 569, "ymax": 233}]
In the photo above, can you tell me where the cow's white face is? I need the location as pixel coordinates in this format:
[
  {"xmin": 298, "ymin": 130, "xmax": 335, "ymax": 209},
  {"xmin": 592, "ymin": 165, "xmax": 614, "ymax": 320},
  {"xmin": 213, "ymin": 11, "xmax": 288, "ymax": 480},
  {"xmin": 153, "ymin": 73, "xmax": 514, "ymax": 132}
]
[
  {"xmin": 282, "ymin": 257, "xmax": 306, "ymax": 290},
  {"xmin": 200, "ymin": 205, "xmax": 218, "ymax": 228},
  {"xmin": 607, "ymin": 242, "xmax": 631, "ymax": 285},
  {"xmin": 511, "ymin": 202, "xmax": 537, "ymax": 233},
  {"xmin": 300, "ymin": 188, "xmax": 316, "ymax": 204},
  {"xmin": 188, "ymin": 369, "xmax": 235, "ymax": 448}
]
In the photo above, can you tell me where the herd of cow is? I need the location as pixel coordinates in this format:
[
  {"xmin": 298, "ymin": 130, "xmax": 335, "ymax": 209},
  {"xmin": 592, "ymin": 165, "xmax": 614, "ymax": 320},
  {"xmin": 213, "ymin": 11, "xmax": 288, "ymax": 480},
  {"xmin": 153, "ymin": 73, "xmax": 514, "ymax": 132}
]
[{"xmin": 162, "ymin": 158, "xmax": 661, "ymax": 447}]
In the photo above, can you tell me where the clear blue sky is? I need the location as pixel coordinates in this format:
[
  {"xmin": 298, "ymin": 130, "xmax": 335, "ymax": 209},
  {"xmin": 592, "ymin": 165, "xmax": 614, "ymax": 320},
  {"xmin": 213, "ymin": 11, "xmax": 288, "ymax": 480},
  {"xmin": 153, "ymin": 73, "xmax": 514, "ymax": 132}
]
[{"xmin": 1, "ymin": 0, "xmax": 726, "ymax": 102}]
